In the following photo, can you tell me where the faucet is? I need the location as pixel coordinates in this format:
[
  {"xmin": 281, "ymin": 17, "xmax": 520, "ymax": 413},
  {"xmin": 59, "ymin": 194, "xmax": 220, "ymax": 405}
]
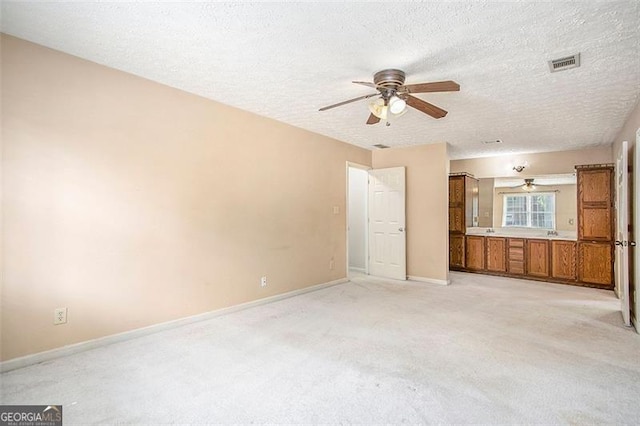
[
  {"xmin": 486, "ymin": 228, "xmax": 495, "ymax": 233},
  {"xmin": 547, "ymin": 230, "xmax": 558, "ymax": 236}
]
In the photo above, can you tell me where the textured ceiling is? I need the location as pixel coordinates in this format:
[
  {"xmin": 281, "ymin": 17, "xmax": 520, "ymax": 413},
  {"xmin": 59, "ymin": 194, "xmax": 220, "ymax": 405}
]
[{"xmin": 2, "ymin": 1, "xmax": 639, "ymax": 159}]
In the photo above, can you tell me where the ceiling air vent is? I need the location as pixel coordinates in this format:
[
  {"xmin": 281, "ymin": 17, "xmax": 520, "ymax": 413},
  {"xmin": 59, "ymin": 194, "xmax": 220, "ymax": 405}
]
[
  {"xmin": 373, "ymin": 144, "xmax": 390, "ymax": 149},
  {"xmin": 548, "ymin": 53, "xmax": 581, "ymax": 73},
  {"xmin": 481, "ymin": 139, "xmax": 502, "ymax": 145}
]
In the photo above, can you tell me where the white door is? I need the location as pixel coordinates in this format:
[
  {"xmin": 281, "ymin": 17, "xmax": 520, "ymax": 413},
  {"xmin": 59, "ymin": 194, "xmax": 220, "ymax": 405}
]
[
  {"xmin": 616, "ymin": 140, "xmax": 630, "ymax": 326},
  {"xmin": 368, "ymin": 167, "xmax": 406, "ymax": 280}
]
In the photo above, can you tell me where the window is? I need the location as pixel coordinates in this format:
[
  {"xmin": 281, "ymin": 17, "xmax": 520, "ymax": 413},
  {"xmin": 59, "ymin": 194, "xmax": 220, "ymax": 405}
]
[{"xmin": 502, "ymin": 193, "xmax": 555, "ymax": 229}]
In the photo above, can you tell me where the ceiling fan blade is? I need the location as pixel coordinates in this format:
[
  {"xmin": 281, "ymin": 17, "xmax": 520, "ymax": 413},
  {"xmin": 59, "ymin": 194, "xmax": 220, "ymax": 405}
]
[
  {"xmin": 352, "ymin": 81, "xmax": 378, "ymax": 89},
  {"xmin": 404, "ymin": 95, "xmax": 448, "ymax": 119},
  {"xmin": 402, "ymin": 80, "xmax": 460, "ymax": 94},
  {"xmin": 319, "ymin": 93, "xmax": 378, "ymax": 111},
  {"xmin": 366, "ymin": 113, "xmax": 381, "ymax": 125}
]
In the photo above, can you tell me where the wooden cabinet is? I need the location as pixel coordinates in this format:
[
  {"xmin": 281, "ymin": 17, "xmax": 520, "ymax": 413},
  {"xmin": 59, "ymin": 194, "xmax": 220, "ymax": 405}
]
[
  {"xmin": 448, "ymin": 174, "xmax": 478, "ymax": 232},
  {"xmin": 449, "ymin": 234, "xmax": 465, "ymax": 269},
  {"xmin": 449, "ymin": 207, "xmax": 464, "ymax": 233},
  {"xmin": 577, "ymin": 167, "xmax": 613, "ymax": 241},
  {"xmin": 465, "ymin": 236, "xmax": 485, "ymax": 271},
  {"xmin": 448, "ymin": 175, "xmax": 465, "ymax": 233},
  {"xmin": 449, "ymin": 174, "xmax": 479, "ymax": 269},
  {"xmin": 507, "ymin": 238, "xmax": 525, "ymax": 275},
  {"xmin": 448, "ymin": 164, "xmax": 615, "ymax": 290},
  {"xmin": 526, "ymin": 239, "xmax": 549, "ymax": 278},
  {"xmin": 486, "ymin": 237, "xmax": 507, "ymax": 272},
  {"xmin": 551, "ymin": 240, "xmax": 577, "ymax": 281},
  {"xmin": 578, "ymin": 242, "xmax": 613, "ymax": 287},
  {"xmin": 576, "ymin": 165, "xmax": 614, "ymax": 288}
]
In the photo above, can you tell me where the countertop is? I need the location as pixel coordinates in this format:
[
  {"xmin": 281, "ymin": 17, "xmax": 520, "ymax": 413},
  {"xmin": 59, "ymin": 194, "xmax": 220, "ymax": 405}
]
[{"xmin": 465, "ymin": 227, "xmax": 577, "ymax": 241}]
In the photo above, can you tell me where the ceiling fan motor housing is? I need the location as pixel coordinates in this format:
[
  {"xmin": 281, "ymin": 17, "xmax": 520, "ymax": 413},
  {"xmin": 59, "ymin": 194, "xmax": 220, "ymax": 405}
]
[{"xmin": 373, "ymin": 69, "xmax": 406, "ymax": 89}]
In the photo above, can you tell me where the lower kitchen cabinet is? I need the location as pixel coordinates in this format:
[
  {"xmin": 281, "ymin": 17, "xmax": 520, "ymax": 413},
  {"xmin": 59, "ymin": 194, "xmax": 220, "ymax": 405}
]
[
  {"xmin": 449, "ymin": 234, "xmax": 465, "ymax": 269},
  {"xmin": 578, "ymin": 242, "xmax": 613, "ymax": 287},
  {"xmin": 451, "ymin": 236, "xmax": 606, "ymax": 289},
  {"xmin": 551, "ymin": 240, "xmax": 577, "ymax": 281},
  {"xmin": 465, "ymin": 236, "xmax": 485, "ymax": 271},
  {"xmin": 526, "ymin": 239, "xmax": 549, "ymax": 278},
  {"xmin": 486, "ymin": 237, "xmax": 506, "ymax": 272}
]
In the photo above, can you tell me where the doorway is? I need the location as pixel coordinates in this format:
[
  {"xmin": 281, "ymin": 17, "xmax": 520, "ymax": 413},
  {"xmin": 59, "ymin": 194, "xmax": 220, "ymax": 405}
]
[
  {"xmin": 347, "ymin": 163, "xmax": 407, "ymax": 280},
  {"xmin": 347, "ymin": 164, "xmax": 369, "ymax": 276}
]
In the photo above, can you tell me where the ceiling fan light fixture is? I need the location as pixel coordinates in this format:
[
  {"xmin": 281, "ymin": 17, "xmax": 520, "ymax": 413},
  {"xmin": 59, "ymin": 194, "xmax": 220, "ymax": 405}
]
[
  {"xmin": 368, "ymin": 99, "xmax": 388, "ymax": 120},
  {"xmin": 388, "ymin": 95, "xmax": 406, "ymax": 114},
  {"xmin": 522, "ymin": 178, "xmax": 536, "ymax": 191}
]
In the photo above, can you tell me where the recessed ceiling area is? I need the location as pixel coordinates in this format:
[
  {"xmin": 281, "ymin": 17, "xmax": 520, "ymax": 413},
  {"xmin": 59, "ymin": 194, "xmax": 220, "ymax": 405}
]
[{"xmin": 1, "ymin": 1, "xmax": 639, "ymax": 159}]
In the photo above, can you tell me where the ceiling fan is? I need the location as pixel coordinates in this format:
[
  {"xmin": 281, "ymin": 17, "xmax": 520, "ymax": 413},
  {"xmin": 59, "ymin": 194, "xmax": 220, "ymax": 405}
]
[
  {"xmin": 511, "ymin": 179, "xmax": 549, "ymax": 191},
  {"xmin": 318, "ymin": 69, "xmax": 460, "ymax": 125}
]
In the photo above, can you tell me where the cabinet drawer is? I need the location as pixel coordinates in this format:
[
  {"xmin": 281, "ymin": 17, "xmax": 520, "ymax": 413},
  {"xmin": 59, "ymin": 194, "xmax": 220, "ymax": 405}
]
[
  {"xmin": 508, "ymin": 238, "xmax": 525, "ymax": 248},
  {"xmin": 508, "ymin": 261, "xmax": 525, "ymax": 275},
  {"xmin": 509, "ymin": 247, "xmax": 524, "ymax": 261}
]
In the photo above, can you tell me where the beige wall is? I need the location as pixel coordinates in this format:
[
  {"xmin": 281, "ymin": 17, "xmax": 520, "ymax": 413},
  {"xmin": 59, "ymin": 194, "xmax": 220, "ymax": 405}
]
[
  {"xmin": 0, "ymin": 35, "xmax": 372, "ymax": 361},
  {"xmin": 492, "ymin": 184, "xmax": 577, "ymax": 231},
  {"xmin": 450, "ymin": 146, "xmax": 613, "ymax": 179},
  {"xmin": 372, "ymin": 144, "xmax": 449, "ymax": 282}
]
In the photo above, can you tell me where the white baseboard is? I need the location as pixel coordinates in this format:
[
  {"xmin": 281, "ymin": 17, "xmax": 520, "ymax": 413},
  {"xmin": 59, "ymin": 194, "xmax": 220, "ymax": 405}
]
[
  {"xmin": 349, "ymin": 267, "xmax": 366, "ymax": 273},
  {"xmin": 0, "ymin": 277, "xmax": 348, "ymax": 373},
  {"xmin": 633, "ymin": 314, "xmax": 639, "ymax": 334},
  {"xmin": 408, "ymin": 275, "xmax": 451, "ymax": 286}
]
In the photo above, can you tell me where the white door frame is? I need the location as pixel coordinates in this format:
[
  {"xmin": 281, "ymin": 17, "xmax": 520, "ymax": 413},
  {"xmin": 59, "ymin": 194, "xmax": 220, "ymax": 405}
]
[
  {"xmin": 346, "ymin": 161, "xmax": 371, "ymax": 277},
  {"xmin": 615, "ymin": 140, "xmax": 630, "ymax": 326},
  {"xmin": 634, "ymin": 128, "xmax": 640, "ymax": 332}
]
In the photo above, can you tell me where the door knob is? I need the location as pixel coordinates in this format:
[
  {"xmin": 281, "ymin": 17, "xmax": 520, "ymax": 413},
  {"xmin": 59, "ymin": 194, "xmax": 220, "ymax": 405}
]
[
  {"xmin": 615, "ymin": 241, "xmax": 624, "ymax": 246},
  {"xmin": 399, "ymin": 227, "xmax": 405, "ymax": 232},
  {"xmin": 631, "ymin": 241, "xmax": 637, "ymax": 247}
]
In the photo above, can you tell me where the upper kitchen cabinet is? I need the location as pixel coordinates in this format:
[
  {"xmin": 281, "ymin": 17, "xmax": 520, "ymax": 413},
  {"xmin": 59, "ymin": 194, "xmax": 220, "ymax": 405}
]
[
  {"xmin": 576, "ymin": 164, "xmax": 614, "ymax": 289},
  {"xmin": 449, "ymin": 173, "xmax": 479, "ymax": 234},
  {"xmin": 449, "ymin": 173, "xmax": 479, "ymax": 270},
  {"xmin": 577, "ymin": 165, "xmax": 613, "ymax": 241}
]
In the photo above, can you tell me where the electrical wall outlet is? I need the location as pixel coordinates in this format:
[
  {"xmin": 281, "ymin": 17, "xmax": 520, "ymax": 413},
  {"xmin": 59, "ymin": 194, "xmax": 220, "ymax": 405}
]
[
  {"xmin": 260, "ymin": 276, "xmax": 267, "ymax": 287},
  {"xmin": 54, "ymin": 307, "xmax": 67, "ymax": 325}
]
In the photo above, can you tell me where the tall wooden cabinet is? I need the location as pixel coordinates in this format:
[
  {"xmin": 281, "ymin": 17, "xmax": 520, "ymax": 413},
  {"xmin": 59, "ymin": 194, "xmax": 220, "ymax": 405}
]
[
  {"xmin": 449, "ymin": 174, "xmax": 478, "ymax": 270},
  {"xmin": 576, "ymin": 165, "xmax": 614, "ymax": 289}
]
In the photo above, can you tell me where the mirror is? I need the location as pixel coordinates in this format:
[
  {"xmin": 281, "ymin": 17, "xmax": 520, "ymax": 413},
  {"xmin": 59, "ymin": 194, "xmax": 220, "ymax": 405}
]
[{"xmin": 477, "ymin": 173, "xmax": 577, "ymax": 231}]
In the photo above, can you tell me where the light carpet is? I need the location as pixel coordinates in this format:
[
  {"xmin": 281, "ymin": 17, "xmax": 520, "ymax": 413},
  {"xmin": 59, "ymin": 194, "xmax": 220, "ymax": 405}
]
[{"xmin": 1, "ymin": 271, "xmax": 639, "ymax": 424}]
